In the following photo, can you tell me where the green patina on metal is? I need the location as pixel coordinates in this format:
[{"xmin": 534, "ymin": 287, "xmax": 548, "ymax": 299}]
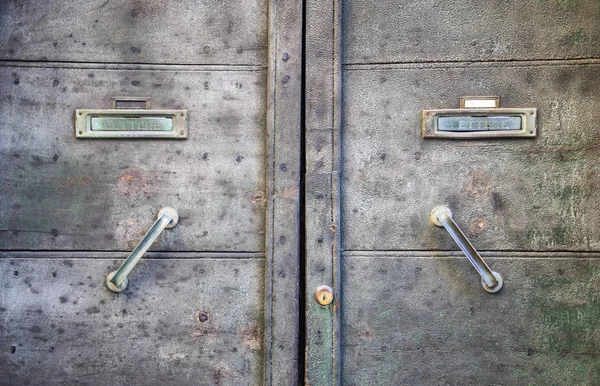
[
  {"xmin": 566, "ymin": 29, "xmax": 584, "ymax": 46},
  {"xmin": 525, "ymin": 263, "xmax": 600, "ymax": 384},
  {"xmin": 511, "ymin": 265, "xmax": 600, "ymax": 385}
]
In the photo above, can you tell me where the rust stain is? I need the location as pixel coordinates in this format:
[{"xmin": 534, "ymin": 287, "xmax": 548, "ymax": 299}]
[
  {"xmin": 247, "ymin": 190, "xmax": 266, "ymax": 205},
  {"xmin": 463, "ymin": 170, "xmax": 492, "ymax": 198},
  {"xmin": 58, "ymin": 175, "xmax": 92, "ymax": 188},
  {"xmin": 240, "ymin": 323, "xmax": 262, "ymax": 351},
  {"xmin": 468, "ymin": 217, "xmax": 487, "ymax": 234},
  {"xmin": 117, "ymin": 168, "xmax": 154, "ymax": 197}
]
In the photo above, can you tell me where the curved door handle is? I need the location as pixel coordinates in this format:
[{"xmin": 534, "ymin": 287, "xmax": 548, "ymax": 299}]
[
  {"xmin": 106, "ymin": 207, "xmax": 179, "ymax": 293},
  {"xmin": 430, "ymin": 206, "xmax": 503, "ymax": 293}
]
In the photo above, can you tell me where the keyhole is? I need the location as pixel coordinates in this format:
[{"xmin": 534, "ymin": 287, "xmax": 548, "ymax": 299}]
[{"xmin": 314, "ymin": 285, "xmax": 334, "ymax": 305}]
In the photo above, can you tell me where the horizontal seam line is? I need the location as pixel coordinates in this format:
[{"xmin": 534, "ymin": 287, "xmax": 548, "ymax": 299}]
[
  {"xmin": 0, "ymin": 59, "xmax": 267, "ymax": 70},
  {"xmin": 0, "ymin": 257, "xmax": 264, "ymax": 261},
  {"xmin": 341, "ymin": 249, "xmax": 600, "ymax": 253},
  {"xmin": 0, "ymin": 249, "xmax": 264, "ymax": 253},
  {"xmin": 343, "ymin": 57, "xmax": 600, "ymax": 67}
]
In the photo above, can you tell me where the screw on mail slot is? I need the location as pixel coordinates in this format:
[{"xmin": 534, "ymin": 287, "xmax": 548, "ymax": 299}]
[
  {"xmin": 75, "ymin": 97, "xmax": 187, "ymax": 139},
  {"xmin": 422, "ymin": 97, "xmax": 536, "ymax": 139}
]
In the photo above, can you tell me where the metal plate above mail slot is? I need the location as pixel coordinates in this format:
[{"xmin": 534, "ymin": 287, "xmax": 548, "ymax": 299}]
[
  {"xmin": 75, "ymin": 98, "xmax": 187, "ymax": 139},
  {"xmin": 422, "ymin": 97, "xmax": 536, "ymax": 139}
]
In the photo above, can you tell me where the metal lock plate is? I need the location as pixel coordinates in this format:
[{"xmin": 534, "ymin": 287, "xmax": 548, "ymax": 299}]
[
  {"xmin": 314, "ymin": 285, "xmax": 334, "ymax": 306},
  {"xmin": 422, "ymin": 97, "xmax": 536, "ymax": 139},
  {"xmin": 75, "ymin": 97, "xmax": 187, "ymax": 139}
]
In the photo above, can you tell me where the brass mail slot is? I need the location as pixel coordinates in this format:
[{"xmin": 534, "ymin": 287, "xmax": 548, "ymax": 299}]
[
  {"xmin": 75, "ymin": 98, "xmax": 187, "ymax": 139},
  {"xmin": 422, "ymin": 97, "xmax": 536, "ymax": 139}
]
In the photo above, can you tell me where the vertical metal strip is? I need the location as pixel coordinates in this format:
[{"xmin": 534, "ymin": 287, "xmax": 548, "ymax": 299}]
[
  {"xmin": 264, "ymin": 0, "xmax": 277, "ymax": 383},
  {"xmin": 267, "ymin": 0, "xmax": 304, "ymax": 384},
  {"xmin": 331, "ymin": 0, "xmax": 343, "ymax": 383},
  {"xmin": 305, "ymin": 0, "xmax": 342, "ymax": 384}
]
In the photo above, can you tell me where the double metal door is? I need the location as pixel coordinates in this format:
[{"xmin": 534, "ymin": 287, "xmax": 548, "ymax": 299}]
[{"xmin": 2, "ymin": 1, "xmax": 600, "ymax": 385}]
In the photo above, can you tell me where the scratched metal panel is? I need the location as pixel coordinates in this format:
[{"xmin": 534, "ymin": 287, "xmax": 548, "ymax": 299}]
[
  {"xmin": 0, "ymin": 257, "xmax": 264, "ymax": 385},
  {"xmin": 342, "ymin": 63, "xmax": 600, "ymax": 251},
  {"xmin": 340, "ymin": 253, "xmax": 600, "ymax": 385},
  {"xmin": 342, "ymin": 0, "xmax": 600, "ymax": 64},
  {"xmin": 0, "ymin": 0, "xmax": 267, "ymax": 65},
  {"xmin": 0, "ymin": 65, "xmax": 266, "ymax": 251}
]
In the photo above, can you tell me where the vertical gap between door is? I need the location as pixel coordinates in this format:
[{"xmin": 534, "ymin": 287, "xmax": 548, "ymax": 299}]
[{"xmin": 298, "ymin": 0, "xmax": 307, "ymax": 383}]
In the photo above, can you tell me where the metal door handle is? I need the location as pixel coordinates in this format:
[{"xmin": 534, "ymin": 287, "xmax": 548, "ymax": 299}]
[
  {"xmin": 430, "ymin": 206, "xmax": 503, "ymax": 293},
  {"xmin": 106, "ymin": 207, "xmax": 179, "ymax": 293}
]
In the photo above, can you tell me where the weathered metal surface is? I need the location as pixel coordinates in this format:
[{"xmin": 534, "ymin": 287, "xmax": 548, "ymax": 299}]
[
  {"xmin": 340, "ymin": 252, "xmax": 600, "ymax": 385},
  {"xmin": 0, "ymin": 65, "xmax": 266, "ymax": 251},
  {"xmin": 305, "ymin": 0, "xmax": 343, "ymax": 383},
  {"xmin": 264, "ymin": 0, "xmax": 303, "ymax": 382},
  {"xmin": 310, "ymin": 1, "xmax": 600, "ymax": 385},
  {"xmin": 0, "ymin": 257, "xmax": 265, "ymax": 385},
  {"xmin": 1, "ymin": 0, "xmax": 302, "ymax": 383},
  {"xmin": 342, "ymin": 62, "xmax": 600, "ymax": 251},
  {"xmin": 342, "ymin": 0, "xmax": 600, "ymax": 64},
  {"xmin": 0, "ymin": 0, "xmax": 267, "ymax": 65}
]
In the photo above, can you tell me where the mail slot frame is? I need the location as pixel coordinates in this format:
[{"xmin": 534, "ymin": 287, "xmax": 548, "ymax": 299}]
[
  {"xmin": 75, "ymin": 109, "xmax": 188, "ymax": 139},
  {"xmin": 422, "ymin": 108, "xmax": 537, "ymax": 139}
]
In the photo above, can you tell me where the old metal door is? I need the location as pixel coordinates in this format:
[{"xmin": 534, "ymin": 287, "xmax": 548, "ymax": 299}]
[
  {"xmin": 305, "ymin": 0, "xmax": 600, "ymax": 385},
  {"xmin": 0, "ymin": 1, "xmax": 301, "ymax": 384}
]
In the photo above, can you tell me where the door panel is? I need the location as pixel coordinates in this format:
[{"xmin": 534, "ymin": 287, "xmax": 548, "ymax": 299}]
[
  {"xmin": 341, "ymin": 253, "xmax": 600, "ymax": 385},
  {"xmin": 0, "ymin": 0, "xmax": 301, "ymax": 384},
  {"xmin": 0, "ymin": 0, "xmax": 267, "ymax": 65},
  {"xmin": 1, "ymin": 256, "xmax": 264, "ymax": 384},
  {"xmin": 342, "ymin": 63, "xmax": 600, "ymax": 251},
  {"xmin": 0, "ymin": 65, "xmax": 266, "ymax": 251},
  {"xmin": 343, "ymin": 0, "xmax": 600, "ymax": 63},
  {"xmin": 305, "ymin": 0, "xmax": 600, "ymax": 384}
]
